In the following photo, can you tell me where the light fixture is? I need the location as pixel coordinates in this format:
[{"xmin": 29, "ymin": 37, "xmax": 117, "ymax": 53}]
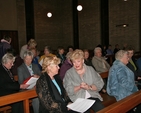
[
  {"xmin": 77, "ymin": 5, "xmax": 83, "ymax": 11},
  {"xmin": 47, "ymin": 12, "xmax": 52, "ymax": 18},
  {"xmin": 116, "ymin": 24, "xmax": 129, "ymax": 28}
]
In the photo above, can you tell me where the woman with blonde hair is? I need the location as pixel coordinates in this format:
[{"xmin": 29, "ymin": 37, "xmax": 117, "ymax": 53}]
[
  {"xmin": 36, "ymin": 56, "xmax": 77, "ymax": 113},
  {"xmin": 20, "ymin": 39, "xmax": 37, "ymax": 59},
  {"xmin": 63, "ymin": 49, "xmax": 104, "ymax": 113}
]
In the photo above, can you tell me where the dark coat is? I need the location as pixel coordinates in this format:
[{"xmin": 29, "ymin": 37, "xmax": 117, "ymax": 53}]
[
  {"xmin": 36, "ymin": 73, "xmax": 72, "ymax": 113},
  {"xmin": 0, "ymin": 64, "xmax": 20, "ymax": 96},
  {"xmin": 0, "ymin": 42, "xmax": 11, "ymax": 60}
]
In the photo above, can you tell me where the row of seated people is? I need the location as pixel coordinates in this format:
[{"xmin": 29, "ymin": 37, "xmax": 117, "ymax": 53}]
[
  {"xmin": 1, "ymin": 48, "xmax": 141, "ymax": 113},
  {"xmin": 1, "ymin": 36, "xmax": 141, "ymax": 112}
]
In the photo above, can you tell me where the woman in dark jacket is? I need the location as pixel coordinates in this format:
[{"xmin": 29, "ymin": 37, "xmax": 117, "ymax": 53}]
[{"xmin": 36, "ymin": 56, "xmax": 76, "ymax": 113}]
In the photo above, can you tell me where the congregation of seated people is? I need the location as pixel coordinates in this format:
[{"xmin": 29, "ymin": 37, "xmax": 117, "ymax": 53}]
[{"xmin": 1, "ymin": 35, "xmax": 141, "ymax": 113}]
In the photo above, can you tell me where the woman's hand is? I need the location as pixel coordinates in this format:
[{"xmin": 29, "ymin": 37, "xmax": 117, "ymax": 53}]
[
  {"xmin": 33, "ymin": 74, "xmax": 40, "ymax": 78},
  {"xmin": 80, "ymin": 82, "xmax": 89, "ymax": 90},
  {"xmin": 20, "ymin": 84, "xmax": 30, "ymax": 89},
  {"xmin": 67, "ymin": 102, "xmax": 72, "ymax": 110}
]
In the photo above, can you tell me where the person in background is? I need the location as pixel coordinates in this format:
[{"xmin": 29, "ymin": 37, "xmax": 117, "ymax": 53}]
[
  {"xmin": 59, "ymin": 52, "xmax": 73, "ymax": 81},
  {"xmin": 114, "ymin": 44, "xmax": 120, "ymax": 54},
  {"xmin": 6, "ymin": 49, "xmax": 23, "ymax": 75},
  {"xmin": 107, "ymin": 50, "xmax": 141, "ymax": 112},
  {"xmin": 18, "ymin": 51, "xmax": 41, "ymax": 113},
  {"xmin": 103, "ymin": 45, "xmax": 107, "ymax": 56},
  {"xmin": 92, "ymin": 47, "xmax": 110, "ymax": 73},
  {"xmin": 30, "ymin": 48, "xmax": 42, "ymax": 71},
  {"xmin": 38, "ymin": 46, "xmax": 55, "ymax": 66},
  {"xmin": 56, "ymin": 46, "xmax": 66, "ymax": 67},
  {"xmin": 0, "ymin": 35, "xmax": 12, "ymax": 60},
  {"xmin": 20, "ymin": 39, "xmax": 37, "ymax": 59},
  {"xmin": 126, "ymin": 46, "xmax": 141, "ymax": 90},
  {"xmin": 122, "ymin": 43, "xmax": 127, "ymax": 50},
  {"xmin": 83, "ymin": 49, "xmax": 94, "ymax": 68},
  {"xmin": 92, "ymin": 47, "xmax": 110, "ymax": 93},
  {"xmin": 36, "ymin": 50, "xmax": 41, "ymax": 60},
  {"xmin": 106, "ymin": 45, "xmax": 114, "ymax": 55},
  {"xmin": 96, "ymin": 44, "xmax": 105, "ymax": 56},
  {"xmin": 67, "ymin": 45, "xmax": 74, "ymax": 53},
  {"xmin": 0, "ymin": 53, "xmax": 29, "ymax": 113},
  {"xmin": 36, "ymin": 56, "xmax": 77, "ymax": 113},
  {"xmin": 63, "ymin": 49, "xmax": 104, "ymax": 113}
]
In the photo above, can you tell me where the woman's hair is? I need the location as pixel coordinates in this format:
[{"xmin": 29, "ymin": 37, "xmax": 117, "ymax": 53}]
[
  {"xmin": 3, "ymin": 35, "xmax": 11, "ymax": 42},
  {"xmin": 115, "ymin": 50, "xmax": 128, "ymax": 60},
  {"xmin": 66, "ymin": 52, "xmax": 73, "ymax": 59},
  {"xmin": 94, "ymin": 47, "xmax": 102, "ymax": 54},
  {"xmin": 70, "ymin": 49, "xmax": 84, "ymax": 61},
  {"xmin": 42, "ymin": 56, "xmax": 60, "ymax": 72},
  {"xmin": 83, "ymin": 49, "xmax": 89, "ymax": 53},
  {"xmin": 2, "ymin": 53, "xmax": 15, "ymax": 64},
  {"xmin": 23, "ymin": 51, "xmax": 34, "ymax": 59},
  {"xmin": 125, "ymin": 45, "xmax": 134, "ymax": 51},
  {"xmin": 57, "ymin": 46, "xmax": 64, "ymax": 52},
  {"xmin": 67, "ymin": 45, "xmax": 74, "ymax": 52},
  {"xmin": 44, "ymin": 46, "xmax": 52, "ymax": 53},
  {"xmin": 27, "ymin": 39, "xmax": 37, "ymax": 48}
]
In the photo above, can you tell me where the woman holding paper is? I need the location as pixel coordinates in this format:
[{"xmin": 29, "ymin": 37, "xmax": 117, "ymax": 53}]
[
  {"xmin": 36, "ymin": 56, "xmax": 77, "ymax": 113},
  {"xmin": 0, "ymin": 53, "xmax": 29, "ymax": 113},
  {"xmin": 63, "ymin": 49, "xmax": 105, "ymax": 113},
  {"xmin": 17, "ymin": 51, "xmax": 41, "ymax": 113}
]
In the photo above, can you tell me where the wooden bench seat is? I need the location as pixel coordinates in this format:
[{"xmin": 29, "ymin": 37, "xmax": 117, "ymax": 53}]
[
  {"xmin": 0, "ymin": 106, "xmax": 11, "ymax": 113},
  {"xmin": 99, "ymin": 71, "xmax": 116, "ymax": 107},
  {"xmin": 97, "ymin": 90, "xmax": 141, "ymax": 113},
  {"xmin": 0, "ymin": 72, "xmax": 116, "ymax": 113},
  {"xmin": 0, "ymin": 89, "xmax": 37, "ymax": 113},
  {"xmin": 90, "ymin": 71, "xmax": 116, "ymax": 113},
  {"xmin": 100, "ymin": 93, "xmax": 116, "ymax": 107}
]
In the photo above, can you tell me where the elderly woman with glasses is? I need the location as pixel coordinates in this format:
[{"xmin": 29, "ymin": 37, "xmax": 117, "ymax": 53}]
[
  {"xmin": 107, "ymin": 50, "xmax": 138, "ymax": 101},
  {"xmin": 107, "ymin": 50, "xmax": 141, "ymax": 112},
  {"xmin": 36, "ymin": 56, "xmax": 77, "ymax": 113},
  {"xmin": 0, "ymin": 53, "xmax": 29, "ymax": 113}
]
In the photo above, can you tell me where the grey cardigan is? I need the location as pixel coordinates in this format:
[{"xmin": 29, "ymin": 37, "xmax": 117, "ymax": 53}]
[
  {"xmin": 17, "ymin": 63, "xmax": 41, "ymax": 84},
  {"xmin": 63, "ymin": 64, "xmax": 104, "ymax": 102}
]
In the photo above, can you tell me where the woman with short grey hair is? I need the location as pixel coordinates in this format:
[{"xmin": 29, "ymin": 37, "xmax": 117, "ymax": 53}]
[
  {"xmin": 0, "ymin": 53, "xmax": 29, "ymax": 113},
  {"xmin": 107, "ymin": 50, "xmax": 138, "ymax": 101},
  {"xmin": 115, "ymin": 50, "xmax": 128, "ymax": 61},
  {"xmin": 23, "ymin": 50, "xmax": 34, "ymax": 59},
  {"xmin": 107, "ymin": 50, "xmax": 141, "ymax": 112},
  {"xmin": 2, "ymin": 53, "xmax": 15, "ymax": 65}
]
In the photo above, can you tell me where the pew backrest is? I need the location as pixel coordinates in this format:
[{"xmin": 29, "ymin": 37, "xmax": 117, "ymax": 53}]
[
  {"xmin": 99, "ymin": 71, "xmax": 109, "ymax": 79},
  {"xmin": 0, "ymin": 89, "xmax": 37, "ymax": 113},
  {"xmin": 97, "ymin": 90, "xmax": 141, "ymax": 113}
]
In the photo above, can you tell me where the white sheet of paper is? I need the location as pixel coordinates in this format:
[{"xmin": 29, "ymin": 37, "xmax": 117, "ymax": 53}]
[
  {"xmin": 26, "ymin": 77, "xmax": 39, "ymax": 89},
  {"xmin": 67, "ymin": 98, "xmax": 95, "ymax": 112},
  {"xmin": 85, "ymin": 90, "xmax": 91, "ymax": 99}
]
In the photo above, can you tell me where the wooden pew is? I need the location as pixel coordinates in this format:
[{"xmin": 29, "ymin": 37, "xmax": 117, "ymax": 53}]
[
  {"xmin": 97, "ymin": 90, "xmax": 141, "ymax": 113},
  {"xmin": 0, "ymin": 75, "xmax": 19, "ymax": 113},
  {"xmin": 106, "ymin": 54, "xmax": 115, "ymax": 66},
  {"xmin": 99, "ymin": 71, "xmax": 116, "ymax": 107},
  {"xmin": 90, "ymin": 71, "xmax": 116, "ymax": 113},
  {"xmin": 0, "ymin": 89, "xmax": 37, "ymax": 113}
]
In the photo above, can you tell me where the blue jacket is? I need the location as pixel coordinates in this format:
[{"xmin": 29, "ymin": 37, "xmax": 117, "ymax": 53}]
[{"xmin": 107, "ymin": 60, "xmax": 138, "ymax": 101}]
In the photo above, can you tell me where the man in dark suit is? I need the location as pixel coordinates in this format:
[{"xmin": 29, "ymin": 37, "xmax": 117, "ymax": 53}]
[
  {"xmin": 0, "ymin": 53, "xmax": 29, "ymax": 113},
  {"xmin": 18, "ymin": 51, "xmax": 41, "ymax": 113}
]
